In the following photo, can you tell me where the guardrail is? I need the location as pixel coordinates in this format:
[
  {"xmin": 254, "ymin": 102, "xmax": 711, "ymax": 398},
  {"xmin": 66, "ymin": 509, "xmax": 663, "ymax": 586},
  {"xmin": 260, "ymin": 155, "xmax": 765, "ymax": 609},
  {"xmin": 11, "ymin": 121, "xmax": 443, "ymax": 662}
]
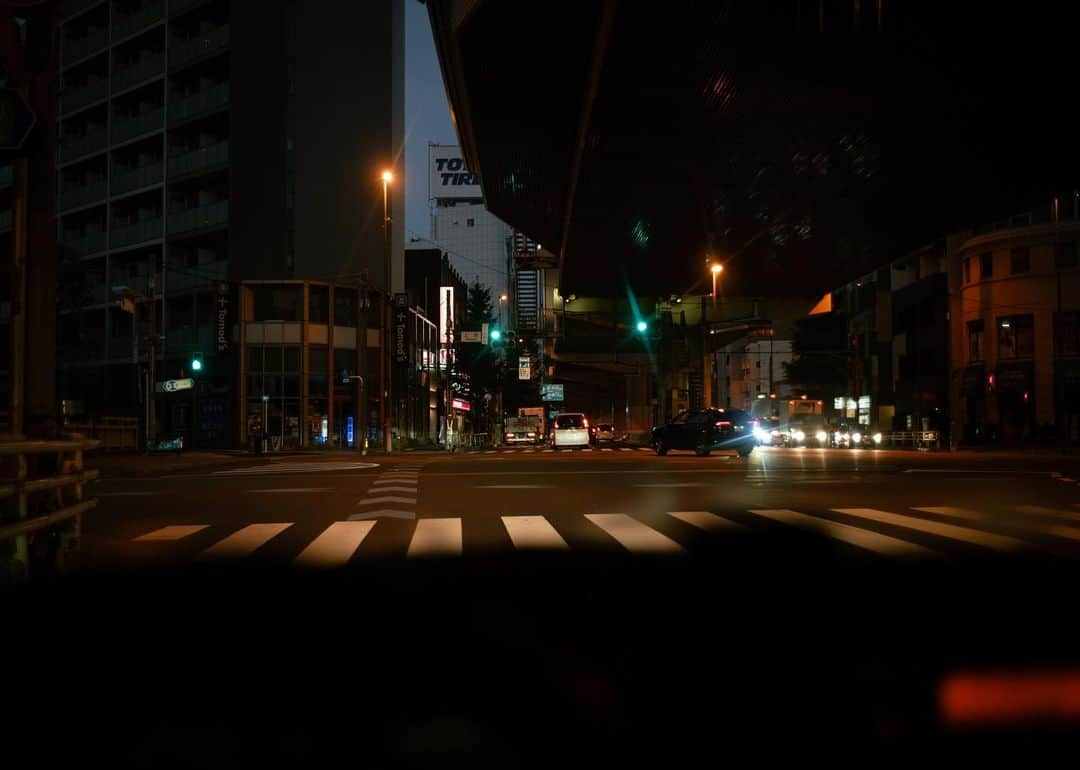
[
  {"xmin": 65, "ymin": 416, "xmax": 138, "ymax": 451},
  {"xmin": 884, "ymin": 431, "xmax": 941, "ymax": 450},
  {"xmin": 1, "ymin": 439, "xmax": 100, "ymax": 581}
]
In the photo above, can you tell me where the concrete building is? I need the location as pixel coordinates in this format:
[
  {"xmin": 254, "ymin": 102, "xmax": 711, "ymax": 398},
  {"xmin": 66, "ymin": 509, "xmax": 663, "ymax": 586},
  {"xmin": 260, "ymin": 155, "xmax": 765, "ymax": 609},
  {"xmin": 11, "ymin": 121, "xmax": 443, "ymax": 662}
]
[
  {"xmin": 50, "ymin": 0, "xmax": 404, "ymax": 447},
  {"xmin": 949, "ymin": 199, "xmax": 1080, "ymax": 444},
  {"xmin": 428, "ymin": 144, "xmax": 511, "ymax": 304}
]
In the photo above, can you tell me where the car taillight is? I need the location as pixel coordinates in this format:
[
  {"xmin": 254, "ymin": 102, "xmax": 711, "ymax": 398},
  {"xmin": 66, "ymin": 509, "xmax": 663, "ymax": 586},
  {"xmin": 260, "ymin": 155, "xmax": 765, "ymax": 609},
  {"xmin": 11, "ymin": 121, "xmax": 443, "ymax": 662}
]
[
  {"xmin": 715, "ymin": 421, "xmax": 731, "ymax": 428},
  {"xmin": 527, "ymin": 432, "xmax": 535, "ymax": 437},
  {"xmin": 583, "ymin": 418, "xmax": 590, "ymax": 428}
]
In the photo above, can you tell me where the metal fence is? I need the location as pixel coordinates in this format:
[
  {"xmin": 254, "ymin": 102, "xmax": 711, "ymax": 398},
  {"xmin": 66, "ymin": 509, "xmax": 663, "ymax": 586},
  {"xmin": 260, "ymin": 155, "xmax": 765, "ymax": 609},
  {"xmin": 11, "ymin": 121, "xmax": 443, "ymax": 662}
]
[
  {"xmin": 1, "ymin": 439, "xmax": 100, "ymax": 581},
  {"xmin": 65, "ymin": 416, "xmax": 138, "ymax": 451},
  {"xmin": 883, "ymin": 431, "xmax": 941, "ymax": 450}
]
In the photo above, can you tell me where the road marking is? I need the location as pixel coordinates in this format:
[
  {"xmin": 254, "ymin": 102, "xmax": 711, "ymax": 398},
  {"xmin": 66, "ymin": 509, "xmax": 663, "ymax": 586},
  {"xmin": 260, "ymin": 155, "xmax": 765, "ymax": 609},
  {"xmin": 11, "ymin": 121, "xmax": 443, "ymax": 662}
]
[
  {"xmin": 364, "ymin": 485, "xmax": 416, "ymax": 494},
  {"xmin": 911, "ymin": 505, "xmax": 984, "ymax": 521},
  {"xmin": 501, "ymin": 516, "xmax": 569, "ymax": 550},
  {"xmin": 1013, "ymin": 505, "xmax": 1080, "ymax": 522},
  {"xmin": 637, "ymin": 448, "xmax": 651, "ymax": 452},
  {"xmin": 667, "ymin": 511, "xmax": 748, "ymax": 532},
  {"xmin": 903, "ymin": 469, "xmax": 1058, "ymax": 476},
  {"xmin": 377, "ymin": 473, "xmax": 419, "ymax": 480},
  {"xmin": 101, "ymin": 491, "xmax": 170, "ymax": 497},
  {"xmin": 601, "ymin": 448, "xmax": 613, "ymax": 452},
  {"xmin": 134, "ymin": 524, "xmax": 209, "ymax": 541},
  {"xmin": 294, "ymin": 521, "xmax": 375, "ymax": 568},
  {"xmin": 542, "ymin": 449, "xmax": 553, "ymax": 453},
  {"xmin": 476, "ymin": 484, "xmax": 554, "ymax": 489},
  {"xmin": 832, "ymin": 508, "xmax": 1025, "ymax": 551},
  {"xmin": 619, "ymin": 448, "xmax": 634, "ymax": 452},
  {"xmin": 213, "ymin": 462, "xmax": 379, "ymax": 476},
  {"xmin": 408, "ymin": 518, "xmax": 462, "ymax": 557},
  {"xmin": 749, "ymin": 509, "xmax": 936, "ymax": 558},
  {"xmin": 633, "ymin": 482, "xmax": 708, "ymax": 488},
  {"xmin": 356, "ymin": 496, "xmax": 416, "ymax": 506},
  {"xmin": 485, "ymin": 451, "xmax": 496, "ymax": 454},
  {"xmin": 917, "ymin": 506, "xmax": 1080, "ymax": 542},
  {"xmin": 585, "ymin": 513, "xmax": 684, "ymax": 553},
  {"xmin": 198, "ymin": 523, "xmax": 292, "ymax": 560},
  {"xmin": 247, "ymin": 487, "xmax": 331, "ymax": 494},
  {"xmin": 347, "ymin": 509, "xmax": 415, "ymax": 521}
]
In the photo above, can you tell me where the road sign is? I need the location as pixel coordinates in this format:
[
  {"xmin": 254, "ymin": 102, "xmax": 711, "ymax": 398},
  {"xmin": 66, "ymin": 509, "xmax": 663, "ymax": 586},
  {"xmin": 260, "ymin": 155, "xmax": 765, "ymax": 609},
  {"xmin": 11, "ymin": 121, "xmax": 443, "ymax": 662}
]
[
  {"xmin": 459, "ymin": 330, "xmax": 482, "ymax": 343},
  {"xmin": 518, "ymin": 356, "xmax": 530, "ymax": 380},
  {"xmin": 156, "ymin": 378, "xmax": 195, "ymax": 393},
  {"xmin": 0, "ymin": 88, "xmax": 37, "ymax": 152},
  {"xmin": 540, "ymin": 383, "xmax": 564, "ymax": 401}
]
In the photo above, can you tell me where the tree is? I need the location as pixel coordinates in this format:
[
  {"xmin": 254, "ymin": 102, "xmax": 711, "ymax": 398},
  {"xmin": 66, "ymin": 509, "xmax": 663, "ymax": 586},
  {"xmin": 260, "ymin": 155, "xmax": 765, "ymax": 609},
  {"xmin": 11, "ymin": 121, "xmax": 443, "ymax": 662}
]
[
  {"xmin": 465, "ymin": 280, "xmax": 495, "ymax": 327},
  {"xmin": 458, "ymin": 281, "xmax": 499, "ymax": 423}
]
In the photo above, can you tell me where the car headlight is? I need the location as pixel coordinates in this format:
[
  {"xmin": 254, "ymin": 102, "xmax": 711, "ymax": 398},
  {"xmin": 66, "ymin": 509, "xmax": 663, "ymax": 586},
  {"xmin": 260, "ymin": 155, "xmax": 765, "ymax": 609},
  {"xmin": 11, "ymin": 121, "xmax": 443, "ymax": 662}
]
[
  {"xmin": 770, "ymin": 429, "xmax": 780, "ymax": 437},
  {"xmin": 834, "ymin": 432, "xmax": 842, "ymax": 442},
  {"xmin": 872, "ymin": 432, "xmax": 883, "ymax": 444},
  {"xmin": 852, "ymin": 432, "xmax": 862, "ymax": 444},
  {"xmin": 816, "ymin": 430, "xmax": 827, "ymax": 442},
  {"xmin": 793, "ymin": 430, "xmax": 805, "ymax": 442},
  {"xmin": 752, "ymin": 426, "xmax": 769, "ymax": 441}
]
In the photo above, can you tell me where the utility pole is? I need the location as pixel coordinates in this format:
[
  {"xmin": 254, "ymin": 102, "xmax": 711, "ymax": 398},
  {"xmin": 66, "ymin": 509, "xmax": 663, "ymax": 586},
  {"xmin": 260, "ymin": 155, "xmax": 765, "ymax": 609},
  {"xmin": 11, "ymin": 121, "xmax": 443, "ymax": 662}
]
[
  {"xmin": 148, "ymin": 269, "xmax": 157, "ymax": 444},
  {"xmin": 382, "ymin": 172, "xmax": 394, "ymax": 452}
]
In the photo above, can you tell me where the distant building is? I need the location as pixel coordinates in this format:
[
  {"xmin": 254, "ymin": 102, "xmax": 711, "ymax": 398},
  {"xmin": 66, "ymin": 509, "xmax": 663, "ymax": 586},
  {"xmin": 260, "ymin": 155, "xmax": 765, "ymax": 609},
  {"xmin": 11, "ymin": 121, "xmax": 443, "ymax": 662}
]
[
  {"xmin": 428, "ymin": 144, "xmax": 511, "ymax": 304},
  {"xmin": 49, "ymin": 0, "xmax": 404, "ymax": 447},
  {"xmin": 949, "ymin": 197, "xmax": 1080, "ymax": 444}
]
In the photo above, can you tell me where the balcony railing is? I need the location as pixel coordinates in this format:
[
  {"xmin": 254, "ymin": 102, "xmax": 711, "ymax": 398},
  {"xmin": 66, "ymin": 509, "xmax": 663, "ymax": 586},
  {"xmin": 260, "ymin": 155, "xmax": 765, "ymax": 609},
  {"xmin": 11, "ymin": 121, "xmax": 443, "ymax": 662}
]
[
  {"xmin": 112, "ymin": 1, "xmax": 165, "ymax": 42},
  {"xmin": 60, "ymin": 0, "xmax": 105, "ymax": 20},
  {"xmin": 61, "ymin": 231, "xmax": 107, "ymax": 256},
  {"xmin": 167, "ymin": 200, "xmax": 229, "ymax": 235},
  {"xmin": 59, "ymin": 181, "xmax": 108, "ymax": 212},
  {"xmin": 170, "ymin": 24, "xmax": 230, "ymax": 69},
  {"xmin": 168, "ymin": 141, "xmax": 229, "ymax": 178},
  {"xmin": 111, "ymin": 160, "xmax": 163, "ymax": 196},
  {"xmin": 111, "ymin": 217, "xmax": 164, "ymax": 248},
  {"xmin": 112, "ymin": 52, "xmax": 166, "ymax": 93},
  {"xmin": 59, "ymin": 130, "xmax": 108, "ymax": 163},
  {"xmin": 112, "ymin": 108, "xmax": 164, "ymax": 143},
  {"xmin": 167, "ymin": 259, "xmax": 227, "ymax": 291},
  {"xmin": 62, "ymin": 28, "xmax": 108, "ymax": 66},
  {"xmin": 60, "ymin": 78, "xmax": 108, "ymax": 114},
  {"xmin": 0, "ymin": 164, "xmax": 12, "ymax": 188},
  {"xmin": 0, "ymin": 209, "xmax": 12, "ymax": 232},
  {"xmin": 168, "ymin": 82, "xmax": 229, "ymax": 123}
]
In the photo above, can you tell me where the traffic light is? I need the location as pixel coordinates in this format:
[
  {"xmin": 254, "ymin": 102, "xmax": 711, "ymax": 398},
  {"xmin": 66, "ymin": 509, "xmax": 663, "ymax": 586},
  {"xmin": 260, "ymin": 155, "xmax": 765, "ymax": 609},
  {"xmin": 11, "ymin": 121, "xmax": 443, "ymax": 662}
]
[
  {"xmin": 490, "ymin": 327, "xmax": 502, "ymax": 342},
  {"xmin": 636, "ymin": 320, "xmax": 648, "ymax": 333},
  {"xmin": 191, "ymin": 352, "xmax": 204, "ymax": 372}
]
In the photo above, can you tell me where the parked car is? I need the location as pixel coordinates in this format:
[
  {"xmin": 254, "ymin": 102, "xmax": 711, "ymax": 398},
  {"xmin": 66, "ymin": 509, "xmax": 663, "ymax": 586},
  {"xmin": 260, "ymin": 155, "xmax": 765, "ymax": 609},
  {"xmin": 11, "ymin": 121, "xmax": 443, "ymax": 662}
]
[
  {"xmin": 551, "ymin": 412, "xmax": 591, "ymax": 449},
  {"xmin": 652, "ymin": 408, "xmax": 755, "ymax": 457},
  {"xmin": 590, "ymin": 422, "xmax": 616, "ymax": 444}
]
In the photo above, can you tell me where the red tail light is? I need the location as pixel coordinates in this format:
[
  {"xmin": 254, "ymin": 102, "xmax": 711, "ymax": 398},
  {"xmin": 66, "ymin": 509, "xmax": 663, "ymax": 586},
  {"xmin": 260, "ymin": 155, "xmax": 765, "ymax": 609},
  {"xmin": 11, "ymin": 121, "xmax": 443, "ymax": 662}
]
[
  {"xmin": 715, "ymin": 420, "xmax": 731, "ymax": 428},
  {"xmin": 583, "ymin": 418, "xmax": 590, "ymax": 428}
]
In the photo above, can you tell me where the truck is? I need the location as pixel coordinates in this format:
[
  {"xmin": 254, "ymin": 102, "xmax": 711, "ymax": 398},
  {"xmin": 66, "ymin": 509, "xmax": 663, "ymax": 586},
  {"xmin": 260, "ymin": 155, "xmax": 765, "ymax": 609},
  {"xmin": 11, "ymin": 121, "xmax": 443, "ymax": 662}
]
[{"xmin": 504, "ymin": 411, "xmax": 543, "ymax": 445}]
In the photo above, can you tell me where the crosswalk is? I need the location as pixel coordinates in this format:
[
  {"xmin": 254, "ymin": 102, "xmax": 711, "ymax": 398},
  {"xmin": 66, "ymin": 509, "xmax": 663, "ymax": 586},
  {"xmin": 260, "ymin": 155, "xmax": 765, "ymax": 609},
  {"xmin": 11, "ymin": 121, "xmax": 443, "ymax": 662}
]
[
  {"xmin": 125, "ymin": 503, "xmax": 1080, "ymax": 567},
  {"xmin": 481, "ymin": 446, "xmax": 653, "ymax": 454}
]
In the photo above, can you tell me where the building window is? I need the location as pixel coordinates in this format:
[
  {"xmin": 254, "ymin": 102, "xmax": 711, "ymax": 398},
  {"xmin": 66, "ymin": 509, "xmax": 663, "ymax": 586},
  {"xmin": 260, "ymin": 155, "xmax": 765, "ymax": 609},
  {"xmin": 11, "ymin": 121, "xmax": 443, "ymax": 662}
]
[
  {"xmin": 998, "ymin": 315, "xmax": 1034, "ymax": 359},
  {"xmin": 1055, "ymin": 312, "xmax": 1080, "ymax": 358},
  {"xmin": 1010, "ymin": 247, "xmax": 1031, "ymax": 274},
  {"xmin": 466, "ymin": 218, "xmax": 475, "ymax": 227},
  {"xmin": 980, "ymin": 252, "xmax": 993, "ymax": 279},
  {"xmin": 1056, "ymin": 241, "xmax": 1079, "ymax": 270},
  {"xmin": 967, "ymin": 319, "xmax": 984, "ymax": 362},
  {"xmin": 963, "ymin": 258, "xmax": 971, "ymax": 284},
  {"xmin": 309, "ymin": 285, "xmax": 329, "ymax": 323}
]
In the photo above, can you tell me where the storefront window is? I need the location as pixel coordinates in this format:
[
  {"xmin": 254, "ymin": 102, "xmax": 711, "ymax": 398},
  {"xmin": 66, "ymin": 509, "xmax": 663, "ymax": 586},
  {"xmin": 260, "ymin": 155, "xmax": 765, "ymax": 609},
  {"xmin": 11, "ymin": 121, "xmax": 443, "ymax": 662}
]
[{"xmin": 998, "ymin": 315, "xmax": 1034, "ymax": 358}]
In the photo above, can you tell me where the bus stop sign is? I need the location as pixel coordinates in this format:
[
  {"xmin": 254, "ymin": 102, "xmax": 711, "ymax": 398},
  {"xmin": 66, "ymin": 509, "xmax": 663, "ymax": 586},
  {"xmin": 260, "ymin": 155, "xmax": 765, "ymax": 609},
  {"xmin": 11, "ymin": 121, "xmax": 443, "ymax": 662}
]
[{"xmin": 0, "ymin": 88, "xmax": 37, "ymax": 152}]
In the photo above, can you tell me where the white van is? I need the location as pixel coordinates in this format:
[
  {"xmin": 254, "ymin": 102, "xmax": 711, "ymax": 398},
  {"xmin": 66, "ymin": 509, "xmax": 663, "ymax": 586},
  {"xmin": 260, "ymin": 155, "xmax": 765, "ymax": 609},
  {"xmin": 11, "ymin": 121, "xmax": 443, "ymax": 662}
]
[{"xmin": 550, "ymin": 412, "xmax": 590, "ymax": 449}]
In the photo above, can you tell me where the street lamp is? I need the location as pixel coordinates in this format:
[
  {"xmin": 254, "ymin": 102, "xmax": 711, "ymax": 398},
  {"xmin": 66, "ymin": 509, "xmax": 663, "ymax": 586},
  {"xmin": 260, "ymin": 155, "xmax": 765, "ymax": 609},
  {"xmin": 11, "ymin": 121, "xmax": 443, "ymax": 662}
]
[
  {"xmin": 710, "ymin": 262, "xmax": 724, "ymax": 309},
  {"xmin": 381, "ymin": 169, "xmax": 394, "ymax": 452},
  {"xmin": 498, "ymin": 293, "xmax": 508, "ymax": 328}
]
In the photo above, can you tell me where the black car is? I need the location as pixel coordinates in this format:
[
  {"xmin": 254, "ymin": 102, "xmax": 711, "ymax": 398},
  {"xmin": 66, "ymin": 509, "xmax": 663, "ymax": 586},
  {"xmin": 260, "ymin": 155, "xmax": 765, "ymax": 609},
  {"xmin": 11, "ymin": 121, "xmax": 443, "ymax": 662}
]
[{"xmin": 651, "ymin": 408, "xmax": 756, "ymax": 457}]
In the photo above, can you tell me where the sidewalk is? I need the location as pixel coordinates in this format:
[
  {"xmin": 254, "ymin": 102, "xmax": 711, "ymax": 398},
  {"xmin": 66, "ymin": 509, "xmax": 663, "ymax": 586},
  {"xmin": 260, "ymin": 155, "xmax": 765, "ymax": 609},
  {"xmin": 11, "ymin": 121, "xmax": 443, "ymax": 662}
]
[{"xmin": 86, "ymin": 450, "xmax": 260, "ymax": 478}]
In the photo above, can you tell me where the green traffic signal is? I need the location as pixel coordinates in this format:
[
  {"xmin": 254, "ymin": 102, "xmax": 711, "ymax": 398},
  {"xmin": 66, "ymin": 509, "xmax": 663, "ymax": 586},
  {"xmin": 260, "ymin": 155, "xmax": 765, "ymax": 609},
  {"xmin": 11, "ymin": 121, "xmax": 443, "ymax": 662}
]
[
  {"xmin": 490, "ymin": 328, "xmax": 502, "ymax": 342},
  {"xmin": 636, "ymin": 320, "xmax": 648, "ymax": 333},
  {"xmin": 191, "ymin": 353, "xmax": 204, "ymax": 372}
]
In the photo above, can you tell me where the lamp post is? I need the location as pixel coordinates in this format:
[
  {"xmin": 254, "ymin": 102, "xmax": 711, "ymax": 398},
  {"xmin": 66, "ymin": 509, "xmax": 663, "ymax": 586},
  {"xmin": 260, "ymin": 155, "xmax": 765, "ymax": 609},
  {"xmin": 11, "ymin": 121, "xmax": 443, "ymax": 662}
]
[
  {"xmin": 710, "ymin": 262, "xmax": 724, "ymax": 315},
  {"xmin": 381, "ymin": 169, "xmax": 394, "ymax": 452}
]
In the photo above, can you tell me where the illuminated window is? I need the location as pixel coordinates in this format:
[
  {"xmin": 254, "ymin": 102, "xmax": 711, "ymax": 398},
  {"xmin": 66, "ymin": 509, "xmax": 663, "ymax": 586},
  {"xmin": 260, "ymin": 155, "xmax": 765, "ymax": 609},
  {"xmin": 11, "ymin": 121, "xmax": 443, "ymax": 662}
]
[{"xmin": 997, "ymin": 315, "xmax": 1034, "ymax": 358}]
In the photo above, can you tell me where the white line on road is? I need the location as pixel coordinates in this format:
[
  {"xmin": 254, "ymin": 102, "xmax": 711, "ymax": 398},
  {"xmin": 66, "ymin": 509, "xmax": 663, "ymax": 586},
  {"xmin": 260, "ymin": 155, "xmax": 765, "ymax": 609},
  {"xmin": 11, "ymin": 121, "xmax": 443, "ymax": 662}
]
[
  {"xmin": 247, "ymin": 487, "xmax": 331, "ymax": 494},
  {"xmin": 134, "ymin": 524, "xmax": 209, "ymax": 541},
  {"xmin": 348, "ymin": 509, "xmax": 415, "ymax": 520},
  {"xmin": 101, "ymin": 491, "xmax": 171, "ymax": 497},
  {"xmin": 601, "ymin": 448, "xmax": 613, "ymax": 452},
  {"xmin": 376, "ymin": 474, "xmax": 419, "ymax": 481},
  {"xmin": 213, "ymin": 462, "xmax": 379, "ymax": 476},
  {"xmin": 475, "ymin": 484, "xmax": 554, "ymax": 489},
  {"xmin": 667, "ymin": 511, "xmax": 748, "ymax": 532},
  {"xmin": 198, "ymin": 523, "xmax": 292, "ymax": 560},
  {"xmin": 362, "ymin": 485, "xmax": 416, "ymax": 494},
  {"xmin": 633, "ymin": 483, "xmax": 708, "ymax": 488},
  {"xmin": 585, "ymin": 513, "xmax": 684, "ymax": 553},
  {"xmin": 356, "ymin": 496, "xmax": 416, "ymax": 506},
  {"xmin": 619, "ymin": 448, "xmax": 634, "ymax": 452},
  {"xmin": 911, "ymin": 505, "xmax": 984, "ymax": 521},
  {"xmin": 917, "ymin": 506, "xmax": 1080, "ymax": 542},
  {"xmin": 294, "ymin": 521, "xmax": 376, "ymax": 568},
  {"xmin": 501, "ymin": 516, "xmax": 569, "ymax": 550},
  {"xmin": 832, "ymin": 508, "xmax": 1025, "ymax": 552},
  {"xmin": 749, "ymin": 509, "xmax": 937, "ymax": 558},
  {"xmin": 1013, "ymin": 504, "xmax": 1080, "ymax": 522},
  {"xmin": 408, "ymin": 518, "xmax": 462, "ymax": 557}
]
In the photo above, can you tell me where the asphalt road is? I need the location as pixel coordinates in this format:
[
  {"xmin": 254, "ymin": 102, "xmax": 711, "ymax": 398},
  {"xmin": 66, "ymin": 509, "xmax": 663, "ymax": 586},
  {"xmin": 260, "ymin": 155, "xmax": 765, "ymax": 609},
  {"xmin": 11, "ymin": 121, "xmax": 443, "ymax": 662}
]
[{"xmin": 74, "ymin": 444, "xmax": 1080, "ymax": 571}]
